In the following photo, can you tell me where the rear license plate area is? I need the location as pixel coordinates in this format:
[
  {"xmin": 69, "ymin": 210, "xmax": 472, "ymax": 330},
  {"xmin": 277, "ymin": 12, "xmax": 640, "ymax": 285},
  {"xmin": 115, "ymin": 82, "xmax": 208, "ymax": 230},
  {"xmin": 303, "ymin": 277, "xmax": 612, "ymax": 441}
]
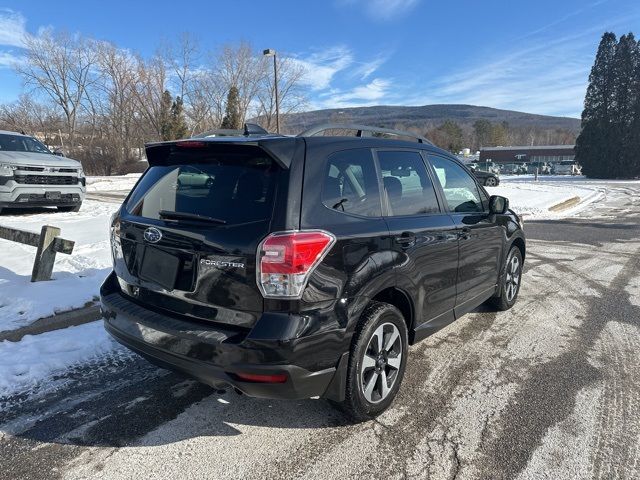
[{"xmin": 139, "ymin": 246, "xmax": 181, "ymax": 290}]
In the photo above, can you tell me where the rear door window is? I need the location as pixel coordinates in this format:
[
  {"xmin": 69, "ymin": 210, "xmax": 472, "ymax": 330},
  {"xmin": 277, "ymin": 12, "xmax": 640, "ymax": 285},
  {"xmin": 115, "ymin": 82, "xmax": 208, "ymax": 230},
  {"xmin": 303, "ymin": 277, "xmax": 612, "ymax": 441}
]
[
  {"xmin": 125, "ymin": 150, "xmax": 279, "ymax": 225},
  {"xmin": 377, "ymin": 150, "xmax": 440, "ymax": 216},
  {"xmin": 322, "ymin": 149, "xmax": 382, "ymax": 217}
]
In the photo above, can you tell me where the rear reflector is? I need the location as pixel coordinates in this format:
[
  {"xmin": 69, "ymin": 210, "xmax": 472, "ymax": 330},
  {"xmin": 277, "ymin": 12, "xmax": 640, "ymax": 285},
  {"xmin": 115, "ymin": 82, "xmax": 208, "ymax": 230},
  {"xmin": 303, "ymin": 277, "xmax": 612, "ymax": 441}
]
[
  {"xmin": 235, "ymin": 372, "xmax": 288, "ymax": 383},
  {"xmin": 257, "ymin": 230, "xmax": 336, "ymax": 298}
]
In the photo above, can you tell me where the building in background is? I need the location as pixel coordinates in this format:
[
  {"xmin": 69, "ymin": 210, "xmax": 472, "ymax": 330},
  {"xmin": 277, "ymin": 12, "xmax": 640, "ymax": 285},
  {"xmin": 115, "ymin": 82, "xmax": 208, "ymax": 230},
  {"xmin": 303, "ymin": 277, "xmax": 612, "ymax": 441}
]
[{"xmin": 479, "ymin": 145, "xmax": 575, "ymax": 164}]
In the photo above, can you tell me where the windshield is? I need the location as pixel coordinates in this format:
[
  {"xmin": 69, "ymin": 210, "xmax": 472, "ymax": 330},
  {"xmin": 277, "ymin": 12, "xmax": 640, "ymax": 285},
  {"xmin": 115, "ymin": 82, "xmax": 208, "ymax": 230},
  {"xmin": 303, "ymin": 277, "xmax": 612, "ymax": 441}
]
[
  {"xmin": 0, "ymin": 134, "xmax": 51, "ymax": 154},
  {"xmin": 125, "ymin": 153, "xmax": 280, "ymax": 226}
]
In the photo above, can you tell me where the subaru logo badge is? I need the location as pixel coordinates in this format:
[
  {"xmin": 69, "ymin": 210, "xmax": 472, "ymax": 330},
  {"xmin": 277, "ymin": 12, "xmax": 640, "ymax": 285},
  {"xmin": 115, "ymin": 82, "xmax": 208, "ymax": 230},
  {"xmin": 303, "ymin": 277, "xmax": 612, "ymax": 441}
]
[{"xmin": 144, "ymin": 227, "xmax": 162, "ymax": 243}]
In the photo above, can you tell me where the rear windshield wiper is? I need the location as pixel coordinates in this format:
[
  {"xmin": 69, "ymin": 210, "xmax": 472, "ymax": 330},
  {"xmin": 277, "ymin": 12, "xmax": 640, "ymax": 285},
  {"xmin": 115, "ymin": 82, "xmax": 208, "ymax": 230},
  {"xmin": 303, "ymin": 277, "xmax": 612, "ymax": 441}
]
[{"xmin": 158, "ymin": 210, "xmax": 227, "ymax": 224}]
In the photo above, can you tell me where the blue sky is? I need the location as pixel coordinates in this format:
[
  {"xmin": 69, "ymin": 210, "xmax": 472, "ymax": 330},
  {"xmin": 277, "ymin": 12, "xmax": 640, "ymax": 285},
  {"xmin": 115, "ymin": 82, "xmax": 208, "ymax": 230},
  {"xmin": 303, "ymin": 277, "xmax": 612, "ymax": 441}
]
[{"xmin": 1, "ymin": 0, "xmax": 639, "ymax": 118}]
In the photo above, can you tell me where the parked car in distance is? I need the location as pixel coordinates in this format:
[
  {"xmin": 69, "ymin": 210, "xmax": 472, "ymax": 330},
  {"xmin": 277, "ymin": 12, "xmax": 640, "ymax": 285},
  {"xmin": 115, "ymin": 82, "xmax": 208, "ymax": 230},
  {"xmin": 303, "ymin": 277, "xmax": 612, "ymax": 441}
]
[
  {"xmin": 527, "ymin": 162, "xmax": 551, "ymax": 175},
  {"xmin": 0, "ymin": 130, "xmax": 86, "ymax": 214},
  {"xmin": 468, "ymin": 166, "xmax": 500, "ymax": 186},
  {"xmin": 552, "ymin": 160, "xmax": 582, "ymax": 175},
  {"xmin": 499, "ymin": 163, "xmax": 528, "ymax": 175},
  {"xmin": 101, "ymin": 124, "xmax": 525, "ymax": 421}
]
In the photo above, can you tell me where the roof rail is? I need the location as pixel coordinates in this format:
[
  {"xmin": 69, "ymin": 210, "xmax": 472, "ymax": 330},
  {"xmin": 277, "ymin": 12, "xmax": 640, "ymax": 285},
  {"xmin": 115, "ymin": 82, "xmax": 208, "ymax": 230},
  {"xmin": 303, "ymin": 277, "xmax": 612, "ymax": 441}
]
[
  {"xmin": 297, "ymin": 123, "xmax": 433, "ymax": 145},
  {"xmin": 192, "ymin": 123, "xmax": 270, "ymax": 138}
]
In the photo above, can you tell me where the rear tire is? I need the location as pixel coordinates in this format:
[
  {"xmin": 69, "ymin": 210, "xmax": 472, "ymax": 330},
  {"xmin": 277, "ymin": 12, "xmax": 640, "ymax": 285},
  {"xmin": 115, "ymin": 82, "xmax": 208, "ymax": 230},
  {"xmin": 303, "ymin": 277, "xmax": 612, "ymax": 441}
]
[
  {"xmin": 340, "ymin": 301, "xmax": 408, "ymax": 422},
  {"xmin": 484, "ymin": 176, "xmax": 498, "ymax": 187},
  {"xmin": 488, "ymin": 246, "xmax": 523, "ymax": 311},
  {"xmin": 57, "ymin": 204, "xmax": 81, "ymax": 213}
]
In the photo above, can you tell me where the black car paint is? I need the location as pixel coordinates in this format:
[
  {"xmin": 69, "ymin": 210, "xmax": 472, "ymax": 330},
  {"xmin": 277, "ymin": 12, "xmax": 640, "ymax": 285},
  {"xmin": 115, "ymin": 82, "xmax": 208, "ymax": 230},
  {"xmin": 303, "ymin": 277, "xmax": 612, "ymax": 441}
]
[{"xmin": 101, "ymin": 135, "xmax": 525, "ymax": 401}]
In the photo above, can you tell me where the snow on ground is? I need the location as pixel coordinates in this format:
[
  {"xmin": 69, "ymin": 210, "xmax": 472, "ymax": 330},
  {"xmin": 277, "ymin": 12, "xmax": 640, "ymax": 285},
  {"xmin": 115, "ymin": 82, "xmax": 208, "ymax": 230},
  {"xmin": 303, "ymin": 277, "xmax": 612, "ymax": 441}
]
[
  {"xmin": 487, "ymin": 176, "xmax": 605, "ymax": 219},
  {"xmin": 86, "ymin": 173, "xmax": 141, "ymax": 193},
  {"xmin": 0, "ymin": 321, "xmax": 124, "ymax": 399},
  {"xmin": 0, "ymin": 200, "xmax": 119, "ymax": 331}
]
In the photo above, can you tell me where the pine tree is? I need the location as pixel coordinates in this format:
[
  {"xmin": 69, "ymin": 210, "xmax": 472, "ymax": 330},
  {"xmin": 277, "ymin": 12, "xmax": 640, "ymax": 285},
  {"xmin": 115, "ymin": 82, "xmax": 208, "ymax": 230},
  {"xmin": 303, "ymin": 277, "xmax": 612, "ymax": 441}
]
[
  {"xmin": 576, "ymin": 33, "xmax": 617, "ymax": 178},
  {"xmin": 159, "ymin": 90, "xmax": 174, "ymax": 141},
  {"xmin": 170, "ymin": 96, "xmax": 188, "ymax": 139},
  {"xmin": 616, "ymin": 34, "xmax": 640, "ymax": 178},
  {"xmin": 610, "ymin": 33, "xmax": 639, "ymax": 176},
  {"xmin": 221, "ymin": 86, "xmax": 242, "ymax": 129}
]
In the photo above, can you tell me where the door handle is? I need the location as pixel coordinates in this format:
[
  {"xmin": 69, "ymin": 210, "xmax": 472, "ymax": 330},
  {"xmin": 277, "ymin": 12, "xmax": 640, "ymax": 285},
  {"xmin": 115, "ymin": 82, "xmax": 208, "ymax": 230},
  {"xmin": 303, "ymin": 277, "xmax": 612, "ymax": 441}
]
[
  {"xmin": 395, "ymin": 232, "xmax": 416, "ymax": 248},
  {"xmin": 459, "ymin": 227, "xmax": 471, "ymax": 240}
]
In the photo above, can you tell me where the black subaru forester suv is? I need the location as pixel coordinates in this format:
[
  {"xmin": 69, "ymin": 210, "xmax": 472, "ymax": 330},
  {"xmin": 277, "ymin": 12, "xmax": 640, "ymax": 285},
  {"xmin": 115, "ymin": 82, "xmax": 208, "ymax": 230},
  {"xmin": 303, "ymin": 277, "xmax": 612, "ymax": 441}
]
[{"xmin": 101, "ymin": 124, "xmax": 525, "ymax": 421}]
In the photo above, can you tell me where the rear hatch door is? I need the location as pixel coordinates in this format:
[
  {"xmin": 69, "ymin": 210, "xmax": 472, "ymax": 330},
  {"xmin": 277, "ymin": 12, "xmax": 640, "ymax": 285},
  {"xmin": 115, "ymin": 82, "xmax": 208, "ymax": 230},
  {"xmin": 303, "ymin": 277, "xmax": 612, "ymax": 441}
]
[{"xmin": 115, "ymin": 141, "xmax": 289, "ymax": 329}]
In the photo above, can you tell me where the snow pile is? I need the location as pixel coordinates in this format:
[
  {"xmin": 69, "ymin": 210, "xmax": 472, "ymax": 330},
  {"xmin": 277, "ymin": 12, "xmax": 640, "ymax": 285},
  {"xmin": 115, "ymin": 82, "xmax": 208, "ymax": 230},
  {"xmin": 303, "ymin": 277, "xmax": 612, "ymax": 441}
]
[
  {"xmin": 0, "ymin": 322, "xmax": 120, "ymax": 398},
  {"xmin": 487, "ymin": 180, "xmax": 604, "ymax": 218},
  {"xmin": 86, "ymin": 173, "xmax": 141, "ymax": 193},
  {"xmin": 0, "ymin": 201, "xmax": 119, "ymax": 331}
]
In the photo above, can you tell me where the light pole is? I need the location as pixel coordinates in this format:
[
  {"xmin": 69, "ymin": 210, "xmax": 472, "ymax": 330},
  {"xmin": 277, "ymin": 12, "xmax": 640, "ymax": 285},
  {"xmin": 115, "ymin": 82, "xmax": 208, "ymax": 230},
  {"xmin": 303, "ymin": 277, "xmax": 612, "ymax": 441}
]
[{"xmin": 263, "ymin": 48, "xmax": 280, "ymax": 134}]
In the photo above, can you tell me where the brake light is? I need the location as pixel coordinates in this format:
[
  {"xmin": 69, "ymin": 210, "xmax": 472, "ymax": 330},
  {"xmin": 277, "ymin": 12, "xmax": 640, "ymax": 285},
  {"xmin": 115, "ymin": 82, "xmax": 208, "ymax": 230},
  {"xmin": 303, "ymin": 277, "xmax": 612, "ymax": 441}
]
[
  {"xmin": 257, "ymin": 230, "xmax": 336, "ymax": 298},
  {"xmin": 175, "ymin": 141, "xmax": 206, "ymax": 148}
]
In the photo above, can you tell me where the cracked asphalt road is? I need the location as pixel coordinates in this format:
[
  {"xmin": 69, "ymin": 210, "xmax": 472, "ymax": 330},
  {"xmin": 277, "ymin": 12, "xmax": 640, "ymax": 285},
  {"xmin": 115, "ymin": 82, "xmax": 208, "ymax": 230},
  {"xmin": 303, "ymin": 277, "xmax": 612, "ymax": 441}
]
[{"xmin": 1, "ymin": 181, "xmax": 639, "ymax": 480}]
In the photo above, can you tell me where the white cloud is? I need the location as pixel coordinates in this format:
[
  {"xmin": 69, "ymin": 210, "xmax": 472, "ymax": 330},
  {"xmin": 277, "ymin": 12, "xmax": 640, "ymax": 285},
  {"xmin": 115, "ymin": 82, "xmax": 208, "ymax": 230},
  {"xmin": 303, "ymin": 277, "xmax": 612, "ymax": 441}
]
[
  {"xmin": 0, "ymin": 9, "xmax": 29, "ymax": 48},
  {"xmin": 293, "ymin": 46, "xmax": 354, "ymax": 90},
  {"xmin": 0, "ymin": 51, "xmax": 24, "ymax": 68},
  {"xmin": 350, "ymin": 53, "xmax": 390, "ymax": 80},
  {"xmin": 336, "ymin": 0, "xmax": 420, "ymax": 20},
  {"xmin": 318, "ymin": 78, "xmax": 393, "ymax": 108}
]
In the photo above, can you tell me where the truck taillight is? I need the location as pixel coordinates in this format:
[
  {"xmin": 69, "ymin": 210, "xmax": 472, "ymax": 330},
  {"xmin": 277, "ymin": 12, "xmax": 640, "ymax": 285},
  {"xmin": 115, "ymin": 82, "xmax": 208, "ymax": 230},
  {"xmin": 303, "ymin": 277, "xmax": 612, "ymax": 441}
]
[{"xmin": 257, "ymin": 230, "xmax": 336, "ymax": 298}]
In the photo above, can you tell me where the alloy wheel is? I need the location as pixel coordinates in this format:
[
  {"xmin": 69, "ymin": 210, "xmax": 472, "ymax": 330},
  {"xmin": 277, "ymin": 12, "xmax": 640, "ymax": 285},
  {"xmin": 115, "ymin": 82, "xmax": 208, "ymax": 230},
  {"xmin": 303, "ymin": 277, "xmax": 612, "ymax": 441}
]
[
  {"xmin": 504, "ymin": 254, "xmax": 521, "ymax": 302},
  {"xmin": 360, "ymin": 322, "xmax": 403, "ymax": 404}
]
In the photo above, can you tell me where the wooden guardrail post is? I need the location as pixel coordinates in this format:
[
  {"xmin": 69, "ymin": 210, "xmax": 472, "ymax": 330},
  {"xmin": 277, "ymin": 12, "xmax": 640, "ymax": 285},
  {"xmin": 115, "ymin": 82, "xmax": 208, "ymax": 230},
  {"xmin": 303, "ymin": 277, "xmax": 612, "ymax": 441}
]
[
  {"xmin": 0, "ymin": 224, "xmax": 75, "ymax": 282},
  {"xmin": 32, "ymin": 226, "xmax": 61, "ymax": 282}
]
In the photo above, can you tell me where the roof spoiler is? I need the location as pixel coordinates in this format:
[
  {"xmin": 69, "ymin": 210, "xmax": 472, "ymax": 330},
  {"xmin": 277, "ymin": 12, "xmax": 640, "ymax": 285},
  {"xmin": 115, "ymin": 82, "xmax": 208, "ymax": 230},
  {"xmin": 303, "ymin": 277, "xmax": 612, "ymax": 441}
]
[{"xmin": 298, "ymin": 123, "xmax": 433, "ymax": 145}]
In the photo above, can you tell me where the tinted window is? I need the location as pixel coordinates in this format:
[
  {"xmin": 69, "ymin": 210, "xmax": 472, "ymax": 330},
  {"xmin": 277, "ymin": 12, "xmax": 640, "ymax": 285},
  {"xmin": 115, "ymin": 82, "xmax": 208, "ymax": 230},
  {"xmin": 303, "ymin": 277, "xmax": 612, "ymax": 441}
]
[
  {"xmin": 125, "ymin": 153, "xmax": 279, "ymax": 225},
  {"xmin": 378, "ymin": 151, "xmax": 440, "ymax": 216},
  {"xmin": 429, "ymin": 155, "xmax": 483, "ymax": 213},
  {"xmin": 322, "ymin": 149, "xmax": 381, "ymax": 217}
]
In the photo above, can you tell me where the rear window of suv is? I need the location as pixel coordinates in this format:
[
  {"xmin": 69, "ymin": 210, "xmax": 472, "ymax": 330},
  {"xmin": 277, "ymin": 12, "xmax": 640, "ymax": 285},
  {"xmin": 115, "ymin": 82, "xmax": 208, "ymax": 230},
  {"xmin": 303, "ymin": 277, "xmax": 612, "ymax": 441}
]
[{"xmin": 125, "ymin": 150, "xmax": 279, "ymax": 225}]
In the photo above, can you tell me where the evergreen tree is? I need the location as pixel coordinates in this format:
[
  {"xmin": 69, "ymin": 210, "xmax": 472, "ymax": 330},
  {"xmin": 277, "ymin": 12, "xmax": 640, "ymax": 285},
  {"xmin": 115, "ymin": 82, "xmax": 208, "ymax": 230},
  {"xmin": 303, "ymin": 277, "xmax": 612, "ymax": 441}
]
[
  {"xmin": 473, "ymin": 119, "xmax": 492, "ymax": 148},
  {"xmin": 159, "ymin": 90, "xmax": 174, "ymax": 141},
  {"xmin": 614, "ymin": 33, "xmax": 640, "ymax": 177},
  {"xmin": 610, "ymin": 33, "xmax": 639, "ymax": 176},
  {"xmin": 170, "ymin": 96, "xmax": 188, "ymax": 139},
  {"xmin": 221, "ymin": 86, "xmax": 242, "ymax": 129},
  {"xmin": 433, "ymin": 120, "xmax": 464, "ymax": 152},
  {"xmin": 575, "ymin": 33, "xmax": 617, "ymax": 178}
]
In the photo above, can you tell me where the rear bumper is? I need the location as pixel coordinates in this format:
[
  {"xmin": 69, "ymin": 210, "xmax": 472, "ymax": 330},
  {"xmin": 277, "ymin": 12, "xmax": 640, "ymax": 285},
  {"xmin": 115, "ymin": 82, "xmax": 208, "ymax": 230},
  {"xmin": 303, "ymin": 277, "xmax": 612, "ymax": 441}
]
[{"xmin": 100, "ymin": 272, "xmax": 347, "ymax": 400}]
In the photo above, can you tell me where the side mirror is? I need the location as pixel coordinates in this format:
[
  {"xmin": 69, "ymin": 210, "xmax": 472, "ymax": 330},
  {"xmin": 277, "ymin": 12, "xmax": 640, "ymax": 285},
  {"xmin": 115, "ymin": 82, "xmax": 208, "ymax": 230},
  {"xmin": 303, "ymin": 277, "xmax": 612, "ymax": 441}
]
[
  {"xmin": 53, "ymin": 148, "xmax": 65, "ymax": 157},
  {"xmin": 489, "ymin": 195, "xmax": 509, "ymax": 214}
]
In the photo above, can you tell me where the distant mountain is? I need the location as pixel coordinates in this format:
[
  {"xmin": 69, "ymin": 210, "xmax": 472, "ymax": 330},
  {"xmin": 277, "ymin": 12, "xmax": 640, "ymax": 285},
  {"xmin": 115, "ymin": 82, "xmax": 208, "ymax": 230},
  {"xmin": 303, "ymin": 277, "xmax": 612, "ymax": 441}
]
[{"xmin": 278, "ymin": 104, "xmax": 581, "ymax": 134}]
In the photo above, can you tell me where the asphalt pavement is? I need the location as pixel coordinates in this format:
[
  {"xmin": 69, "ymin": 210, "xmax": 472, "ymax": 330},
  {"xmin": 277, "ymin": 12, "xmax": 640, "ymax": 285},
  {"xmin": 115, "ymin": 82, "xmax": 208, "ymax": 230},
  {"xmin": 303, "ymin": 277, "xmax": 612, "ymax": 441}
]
[{"xmin": 1, "ymin": 181, "xmax": 639, "ymax": 480}]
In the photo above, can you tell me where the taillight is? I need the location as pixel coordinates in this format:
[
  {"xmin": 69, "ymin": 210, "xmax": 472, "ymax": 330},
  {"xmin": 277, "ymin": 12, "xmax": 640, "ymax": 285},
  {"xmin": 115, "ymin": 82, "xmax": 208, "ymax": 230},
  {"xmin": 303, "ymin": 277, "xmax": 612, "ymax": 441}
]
[{"xmin": 257, "ymin": 230, "xmax": 336, "ymax": 298}]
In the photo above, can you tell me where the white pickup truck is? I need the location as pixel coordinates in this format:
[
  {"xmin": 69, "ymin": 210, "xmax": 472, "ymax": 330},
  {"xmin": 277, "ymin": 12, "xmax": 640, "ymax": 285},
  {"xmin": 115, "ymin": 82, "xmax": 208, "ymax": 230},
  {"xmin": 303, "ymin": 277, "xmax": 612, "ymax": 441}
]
[{"xmin": 0, "ymin": 130, "xmax": 86, "ymax": 214}]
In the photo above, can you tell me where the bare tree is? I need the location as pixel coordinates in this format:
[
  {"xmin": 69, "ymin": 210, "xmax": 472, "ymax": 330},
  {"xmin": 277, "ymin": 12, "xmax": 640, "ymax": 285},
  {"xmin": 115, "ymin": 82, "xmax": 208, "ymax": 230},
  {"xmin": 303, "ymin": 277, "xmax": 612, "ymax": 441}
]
[
  {"xmin": 256, "ymin": 55, "xmax": 308, "ymax": 132},
  {"xmin": 133, "ymin": 54, "xmax": 169, "ymax": 140},
  {"xmin": 213, "ymin": 42, "xmax": 267, "ymax": 123},
  {"xmin": 0, "ymin": 94, "xmax": 62, "ymax": 144},
  {"xmin": 16, "ymin": 31, "xmax": 100, "ymax": 147}
]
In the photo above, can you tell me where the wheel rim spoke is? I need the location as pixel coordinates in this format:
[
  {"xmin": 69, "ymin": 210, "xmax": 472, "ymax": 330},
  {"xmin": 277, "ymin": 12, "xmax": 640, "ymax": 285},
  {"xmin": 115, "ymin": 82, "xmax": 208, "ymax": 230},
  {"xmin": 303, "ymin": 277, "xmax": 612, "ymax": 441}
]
[
  {"xmin": 364, "ymin": 372, "xmax": 379, "ymax": 401},
  {"xmin": 387, "ymin": 354, "xmax": 401, "ymax": 370},
  {"xmin": 372, "ymin": 325, "xmax": 384, "ymax": 354},
  {"xmin": 384, "ymin": 329, "xmax": 399, "ymax": 352},
  {"xmin": 379, "ymin": 370, "xmax": 390, "ymax": 398},
  {"xmin": 362, "ymin": 354, "xmax": 376, "ymax": 372}
]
